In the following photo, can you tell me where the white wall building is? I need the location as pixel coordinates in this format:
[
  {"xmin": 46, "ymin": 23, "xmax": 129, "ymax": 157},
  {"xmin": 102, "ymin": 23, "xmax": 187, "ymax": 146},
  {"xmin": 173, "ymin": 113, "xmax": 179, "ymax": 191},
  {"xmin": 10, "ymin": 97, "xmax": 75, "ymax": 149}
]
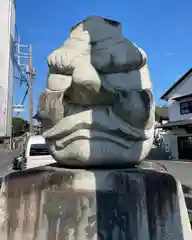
[
  {"xmin": 160, "ymin": 68, "xmax": 192, "ymax": 160},
  {"xmin": 0, "ymin": 0, "xmax": 16, "ymax": 137}
]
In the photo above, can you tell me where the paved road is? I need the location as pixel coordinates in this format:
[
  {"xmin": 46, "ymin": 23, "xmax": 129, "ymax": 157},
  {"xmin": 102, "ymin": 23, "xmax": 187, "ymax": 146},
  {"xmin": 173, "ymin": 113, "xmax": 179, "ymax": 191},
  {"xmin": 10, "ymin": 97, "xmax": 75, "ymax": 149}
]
[
  {"xmin": 0, "ymin": 147, "xmax": 191, "ymax": 184},
  {"xmin": 154, "ymin": 160, "xmax": 192, "ymax": 187},
  {"xmin": 0, "ymin": 149, "xmax": 191, "ymax": 184}
]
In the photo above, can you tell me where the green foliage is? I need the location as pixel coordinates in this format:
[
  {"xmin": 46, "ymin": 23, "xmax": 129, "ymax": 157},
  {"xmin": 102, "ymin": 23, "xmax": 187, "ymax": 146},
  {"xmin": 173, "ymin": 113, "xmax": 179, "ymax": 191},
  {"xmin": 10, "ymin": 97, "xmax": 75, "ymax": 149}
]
[{"xmin": 12, "ymin": 117, "xmax": 29, "ymax": 137}]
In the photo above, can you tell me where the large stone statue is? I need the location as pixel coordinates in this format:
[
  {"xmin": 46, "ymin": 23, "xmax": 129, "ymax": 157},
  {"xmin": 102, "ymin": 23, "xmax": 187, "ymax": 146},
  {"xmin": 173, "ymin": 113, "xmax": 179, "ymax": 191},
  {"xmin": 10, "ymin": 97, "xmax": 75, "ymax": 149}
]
[
  {"xmin": 37, "ymin": 16, "xmax": 155, "ymax": 166},
  {"xmin": 0, "ymin": 16, "xmax": 191, "ymax": 240}
]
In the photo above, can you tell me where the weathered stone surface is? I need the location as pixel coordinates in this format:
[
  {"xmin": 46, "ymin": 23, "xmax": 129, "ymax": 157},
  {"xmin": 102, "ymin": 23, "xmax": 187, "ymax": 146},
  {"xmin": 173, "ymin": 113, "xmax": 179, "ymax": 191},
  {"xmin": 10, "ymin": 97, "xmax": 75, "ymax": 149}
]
[
  {"xmin": 38, "ymin": 90, "xmax": 65, "ymax": 130},
  {"xmin": 0, "ymin": 164, "xmax": 191, "ymax": 239},
  {"xmin": 47, "ymin": 16, "xmax": 145, "ymax": 74},
  {"xmin": 37, "ymin": 16, "xmax": 155, "ymax": 166}
]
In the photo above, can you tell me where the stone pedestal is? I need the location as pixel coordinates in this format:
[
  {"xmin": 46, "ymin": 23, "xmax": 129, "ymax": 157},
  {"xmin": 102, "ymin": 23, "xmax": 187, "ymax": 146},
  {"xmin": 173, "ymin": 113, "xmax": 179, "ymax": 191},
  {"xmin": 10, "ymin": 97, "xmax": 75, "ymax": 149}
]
[{"xmin": 0, "ymin": 163, "xmax": 191, "ymax": 239}]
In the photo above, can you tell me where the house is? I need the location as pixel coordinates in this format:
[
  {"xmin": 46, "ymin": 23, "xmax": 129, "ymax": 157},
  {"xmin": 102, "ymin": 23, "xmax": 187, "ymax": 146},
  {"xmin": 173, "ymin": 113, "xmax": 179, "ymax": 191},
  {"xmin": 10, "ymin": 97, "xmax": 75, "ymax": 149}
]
[
  {"xmin": 155, "ymin": 105, "xmax": 169, "ymax": 125},
  {"xmin": 153, "ymin": 105, "xmax": 171, "ymax": 156},
  {"xmin": 32, "ymin": 115, "xmax": 43, "ymax": 134},
  {"xmin": 160, "ymin": 68, "xmax": 192, "ymax": 160}
]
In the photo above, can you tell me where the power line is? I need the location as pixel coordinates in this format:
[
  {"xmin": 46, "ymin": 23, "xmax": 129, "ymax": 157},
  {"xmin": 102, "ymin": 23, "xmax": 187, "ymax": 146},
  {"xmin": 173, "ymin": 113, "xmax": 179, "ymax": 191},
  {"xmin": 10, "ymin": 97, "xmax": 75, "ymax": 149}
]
[{"xmin": 13, "ymin": 33, "xmax": 36, "ymax": 132}]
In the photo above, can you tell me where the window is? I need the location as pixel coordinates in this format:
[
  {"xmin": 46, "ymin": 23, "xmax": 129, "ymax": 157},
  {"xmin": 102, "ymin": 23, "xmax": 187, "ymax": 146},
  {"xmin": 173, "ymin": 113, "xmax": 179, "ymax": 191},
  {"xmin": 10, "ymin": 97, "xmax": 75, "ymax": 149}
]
[
  {"xmin": 29, "ymin": 144, "xmax": 50, "ymax": 156},
  {"xmin": 180, "ymin": 100, "xmax": 192, "ymax": 115}
]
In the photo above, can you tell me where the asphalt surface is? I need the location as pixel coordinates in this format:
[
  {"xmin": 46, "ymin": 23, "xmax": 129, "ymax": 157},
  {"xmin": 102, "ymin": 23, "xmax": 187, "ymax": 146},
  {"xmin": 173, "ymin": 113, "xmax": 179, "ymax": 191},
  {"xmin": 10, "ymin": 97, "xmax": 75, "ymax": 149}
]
[
  {"xmin": 0, "ymin": 149, "xmax": 191, "ymax": 186},
  {"xmin": 154, "ymin": 160, "xmax": 192, "ymax": 187}
]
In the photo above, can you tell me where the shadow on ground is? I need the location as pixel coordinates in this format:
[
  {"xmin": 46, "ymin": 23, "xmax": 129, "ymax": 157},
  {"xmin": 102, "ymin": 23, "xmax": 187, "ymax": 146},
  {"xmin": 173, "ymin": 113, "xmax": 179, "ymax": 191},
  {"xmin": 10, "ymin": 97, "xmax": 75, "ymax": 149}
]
[{"xmin": 147, "ymin": 146, "xmax": 170, "ymax": 160}]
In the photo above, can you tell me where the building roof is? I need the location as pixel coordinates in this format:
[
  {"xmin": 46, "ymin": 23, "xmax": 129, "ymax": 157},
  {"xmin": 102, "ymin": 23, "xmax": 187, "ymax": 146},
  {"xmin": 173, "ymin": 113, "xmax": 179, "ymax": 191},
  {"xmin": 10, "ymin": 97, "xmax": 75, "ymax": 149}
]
[
  {"xmin": 172, "ymin": 93, "xmax": 192, "ymax": 101},
  {"xmin": 155, "ymin": 105, "xmax": 169, "ymax": 121},
  {"xmin": 160, "ymin": 68, "xmax": 192, "ymax": 100},
  {"xmin": 158, "ymin": 119, "xmax": 192, "ymax": 129}
]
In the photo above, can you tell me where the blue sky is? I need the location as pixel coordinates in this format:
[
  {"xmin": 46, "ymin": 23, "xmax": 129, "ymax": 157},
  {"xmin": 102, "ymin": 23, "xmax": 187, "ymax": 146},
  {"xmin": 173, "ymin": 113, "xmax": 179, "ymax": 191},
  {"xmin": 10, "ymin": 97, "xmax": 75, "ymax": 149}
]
[{"xmin": 14, "ymin": 0, "xmax": 192, "ymax": 120}]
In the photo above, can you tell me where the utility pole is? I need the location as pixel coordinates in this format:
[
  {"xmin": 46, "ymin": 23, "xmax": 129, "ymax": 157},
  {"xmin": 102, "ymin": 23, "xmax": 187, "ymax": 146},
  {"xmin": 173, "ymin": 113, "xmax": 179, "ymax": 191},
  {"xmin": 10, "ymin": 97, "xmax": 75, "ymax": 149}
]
[
  {"xmin": 14, "ymin": 32, "xmax": 36, "ymax": 139},
  {"xmin": 27, "ymin": 45, "xmax": 35, "ymax": 135}
]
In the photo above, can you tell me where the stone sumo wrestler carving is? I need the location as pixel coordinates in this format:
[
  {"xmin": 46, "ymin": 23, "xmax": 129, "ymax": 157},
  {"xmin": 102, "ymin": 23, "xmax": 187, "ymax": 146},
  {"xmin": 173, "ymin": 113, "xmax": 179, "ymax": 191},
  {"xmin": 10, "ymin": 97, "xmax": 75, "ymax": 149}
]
[
  {"xmin": 0, "ymin": 17, "xmax": 191, "ymax": 240},
  {"xmin": 37, "ymin": 16, "xmax": 155, "ymax": 166}
]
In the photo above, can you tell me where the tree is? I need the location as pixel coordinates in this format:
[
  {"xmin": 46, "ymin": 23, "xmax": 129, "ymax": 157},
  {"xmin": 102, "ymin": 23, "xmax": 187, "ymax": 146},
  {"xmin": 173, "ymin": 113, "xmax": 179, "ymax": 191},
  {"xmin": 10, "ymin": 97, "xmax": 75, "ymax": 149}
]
[{"xmin": 12, "ymin": 117, "xmax": 29, "ymax": 137}]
